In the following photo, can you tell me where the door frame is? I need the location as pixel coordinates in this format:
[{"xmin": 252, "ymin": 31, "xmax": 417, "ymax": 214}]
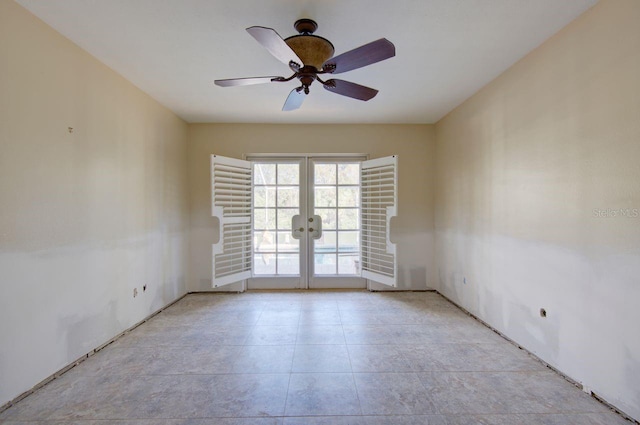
[{"xmin": 245, "ymin": 153, "xmax": 368, "ymax": 290}]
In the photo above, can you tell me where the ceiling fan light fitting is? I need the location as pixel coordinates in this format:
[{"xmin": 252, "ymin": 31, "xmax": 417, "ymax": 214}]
[{"xmin": 285, "ymin": 35, "xmax": 334, "ymax": 69}]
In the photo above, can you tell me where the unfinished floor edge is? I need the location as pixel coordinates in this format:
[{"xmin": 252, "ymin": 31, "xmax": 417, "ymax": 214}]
[
  {"xmin": 0, "ymin": 292, "xmax": 189, "ymax": 414},
  {"xmin": 434, "ymin": 290, "xmax": 639, "ymax": 425}
]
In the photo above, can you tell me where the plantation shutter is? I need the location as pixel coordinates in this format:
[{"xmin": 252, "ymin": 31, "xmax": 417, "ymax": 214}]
[
  {"xmin": 360, "ymin": 155, "xmax": 397, "ymax": 287},
  {"xmin": 211, "ymin": 155, "xmax": 253, "ymax": 288}
]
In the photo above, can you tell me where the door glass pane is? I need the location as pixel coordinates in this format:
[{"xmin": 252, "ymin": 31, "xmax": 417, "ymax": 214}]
[
  {"xmin": 338, "ymin": 254, "xmax": 360, "ymax": 274},
  {"xmin": 338, "ymin": 164, "xmax": 360, "ymax": 185},
  {"xmin": 277, "ymin": 254, "xmax": 299, "ymax": 275},
  {"xmin": 316, "ymin": 231, "xmax": 337, "ymax": 251},
  {"xmin": 253, "ymin": 162, "xmax": 300, "ymax": 276},
  {"xmin": 315, "ymin": 253, "xmax": 337, "ymax": 275},
  {"xmin": 315, "ymin": 187, "xmax": 336, "ymax": 207},
  {"xmin": 338, "ymin": 231, "xmax": 359, "ymax": 252},
  {"xmin": 313, "ymin": 162, "xmax": 361, "ymax": 276},
  {"xmin": 255, "ymin": 164, "xmax": 276, "ymax": 185},
  {"xmin": 254, "ymin": 186, "xmax": 276, "ymax": 207},
  {"xmin": 278, "ymin": 164, "xmax": 299, "ymax": 185},
  {"xmin": 338, "ymin": 208, "xmax": 359, "ymax": 230},
  {"xmin": 277, "ymin": 208, "xmax": 298, "ymax": 230},
  {"xmin": 254, "ymin": 253, "xmax": 276, "ymax": 274},
  {"xmin": 254, "ymin": 230, "xmax": 275, "ymax": 252},
  {"xmin": 315, "ymin": 164, "xmax": 336, "ymax": 185},
  {"xmin": 277, "ymin": 186, "xmax": 299, "ymax": 207},
  {"xmin": 277, "ymin": 231, "xmax": 299, "ymax": 252},
  {"xmin": 316, "ymin": 208, "xmax": 337, "ymax": 229},
  {"xmin": 338, "ymin": 187, "xmax": 359, "ymax": 207},
  {"xmin": 254, "ymin": 208, "xmax": 276, "ymax": 230}
]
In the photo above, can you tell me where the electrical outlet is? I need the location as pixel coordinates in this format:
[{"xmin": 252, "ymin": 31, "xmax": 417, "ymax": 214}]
[{"xmin": 133, "ymin": 288, "xmax": 138, "ymax": 298}]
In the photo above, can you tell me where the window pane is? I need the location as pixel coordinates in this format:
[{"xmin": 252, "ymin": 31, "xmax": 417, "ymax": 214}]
[
  {"xmin": 338, "ymin": 254, "xmax": 360, "ymax": 275},
  {"xmin": 254, "ymin": 163, "xmax": 276, "ymax": 185},
  {"xmin": 338, "ymin": 163, "xmax": 360, "ymax": 185},
  {"xmin": 277, "ymin": 164, "xmax": 299, "ymax": 185},
  {"xmin": 277, "ymin": 254, "xmax": 299, "ymax": 275},
  {"xmin": 315, "ymin": 187, "xmax": 336, "ymax": 207},
  {"xmin": 316, "ymin": 231, "xmax": 337, "ymax": 252},
  {"xmin": 337, "ymin": 208, "xmax": 359, "ymax": 230},
  {"xmin": 254, "ymin": 231, "xmax": 275, "ymax": 252},
  {"xmin": 316, "ymin": 208, "xmax": 337, "ymax": 230},
  {"xmin": 314, "ymin": 164, "xmax": 336, "ymax": 185},
  {"xmin": 254, "ymin": 253, "xmax": 276, "ymax": 275},
  {"xmin": 277, "ymin": 231, "xmax": 299, "ymax": 252},
  {"xmin": 277, "ymin": 208, "xmax": 298, "ymax": 230},
  {"xmin": 338, "ymin": 231, "xmax": 359, "ymax": 252},
  {"xmin": 315, "ymin": 253, "xmax": 336, "ymax": 275},
  {"xmin": 277, "ymin": 186, "xmax": 299, "ymax": 207},
  {"xmin": 254, "ymin": 208, "xmax": 276, "ymax": 230},
  {"xmin": 338, "ymin": 187, "xmax": 359, "ymax": 207},
  {"xmin": 254, "ymin": 186, "xmax": 275, "ymax": 207}
]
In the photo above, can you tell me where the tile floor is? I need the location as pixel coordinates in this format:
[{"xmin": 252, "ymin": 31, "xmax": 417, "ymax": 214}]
[{"xmin": 0, "ymin": 290, "xmax": 631, "ymax": 425}]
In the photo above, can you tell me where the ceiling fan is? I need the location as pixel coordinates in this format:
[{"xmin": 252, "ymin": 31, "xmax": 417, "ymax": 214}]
[{"xmin": 214, "ymin": 19, "xmax": 395, "ymax": 111}]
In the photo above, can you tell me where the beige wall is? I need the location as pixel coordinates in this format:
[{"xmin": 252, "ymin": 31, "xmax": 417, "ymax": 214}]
[
  {"xmin": 188, "ymin": 124, "xmax": 435, "ymax": 292},
  {"xmin": 434, "ymin": 0, "xmax": 640, "ymax": 420},
  {"xmin": 0, "ymin": 1, "xmax": 189, "ymax": 406},
  {"xmin": 3, "ymin": 0, "xmax": 639, "ymax": 420}
]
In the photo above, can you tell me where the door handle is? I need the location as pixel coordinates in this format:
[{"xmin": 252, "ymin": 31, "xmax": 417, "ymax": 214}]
[
  {"xmin": 308, "ymin": 215, "xmax": 322, "ymax": 240},
  {"xmin": 291, "ymin": 215, "xmax": 305, "ymax": 240}
]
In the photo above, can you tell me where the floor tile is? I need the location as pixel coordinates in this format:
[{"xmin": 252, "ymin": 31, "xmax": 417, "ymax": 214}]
[
  {"xmin": 285, "ymin": 373, "xmax": 361, "ymax": 416},
  {"xmin": 418, "ymin": 371, "xmax": 609, "ymax": 415},
  {"xmin": 292, "ymin": 344, "xmax": 351, "ymax": 372},
  {"xmin": 347, "ymin": 344, "xmax": 413, "ymax": 372},
  {"xmin": 192, "ymin": 374, "xmax": 290, "ymax": 417},
  {"xmin": 70, "ymin": 345, "xmax": 241, "ymax": 376},
  {"xmin": 232, "ymin": 345, "xmax": 294, "ymax": 373},
  {"xmin": 298, "ymin": 309, "xmax": 342, "ymax": 325},
  {"xmin": 399, "ymin": 343, "xmax": 544, "ymax": 372},
  {"xmin": 440, "ymin": 413, "xmax": 633, "ymax": 425},
  {"xmin": 359, "ymin": 416, "xmax": 451, "ymax": 425},
  {"xmin": 257, "ymin": 310, "xmax": 300, "ymax": 326},
  {"xmin": 343, "ymin": 325, "xmax": 397, "ymax": 345},
  {"xmin": 354, "ymin": 372, "xmax": 437, "ymax": 415},
  {"xmin": 296, "ymin": 325, "xmax": 346, "ymax": 345},
  {"xmin": 245, "ymin": 325, "xmax": 298, "ymax": 345},
  {"xmin": 283, "ymin": 416, "xmax": 365, "ymax": 425},
  {"xmin": 339, "ymin": 310, "xmax": 386, "ymax": 325}
]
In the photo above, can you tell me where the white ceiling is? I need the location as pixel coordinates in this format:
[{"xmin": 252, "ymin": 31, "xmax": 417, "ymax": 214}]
[{"xmin": 16, "ymin": 0, "xmax": 597, "ymax": 124}]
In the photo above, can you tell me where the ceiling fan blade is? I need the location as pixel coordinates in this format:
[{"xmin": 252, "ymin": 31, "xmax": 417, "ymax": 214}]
[
  {"xmin": 282, "ymin": 88, "xmax": 306, "ymax": 111},
  {"xmin": 246, "ymin": 26, "xmax": 303, "ymax": 66},
  {"xmin": 323, "ymin": 79, "xmax": 379, "ymax": 101},
  {"xmin": 323, "ymin": 38, "xmax": 395, "ymax": 74},
  {"xmin": 214, "ymin": 76, "xmax": 282, "ymax": 87}
]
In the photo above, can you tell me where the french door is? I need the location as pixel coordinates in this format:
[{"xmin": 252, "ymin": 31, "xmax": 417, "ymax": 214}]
[{"xmin": 210, "ymin": 154, "xmax": 397, "ymax": 290}]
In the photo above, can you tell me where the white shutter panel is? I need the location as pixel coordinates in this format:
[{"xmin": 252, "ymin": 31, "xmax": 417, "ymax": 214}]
[
  {"xmin": 360, "ymin": 155, "xmax": 397, "ymax": 287},
  {"xmin": 211, "ymin": 155, "xmax": 252, "ymax": 288}
]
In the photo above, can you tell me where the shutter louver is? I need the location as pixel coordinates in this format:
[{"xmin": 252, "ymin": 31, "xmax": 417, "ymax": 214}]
[
  {"xmin": 360, "ymin": 155, "xmax": 397, "ymax": 287},
  {"xmin": 211, "ymin": 155, "xmax": 253, "ymax": 288}
]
